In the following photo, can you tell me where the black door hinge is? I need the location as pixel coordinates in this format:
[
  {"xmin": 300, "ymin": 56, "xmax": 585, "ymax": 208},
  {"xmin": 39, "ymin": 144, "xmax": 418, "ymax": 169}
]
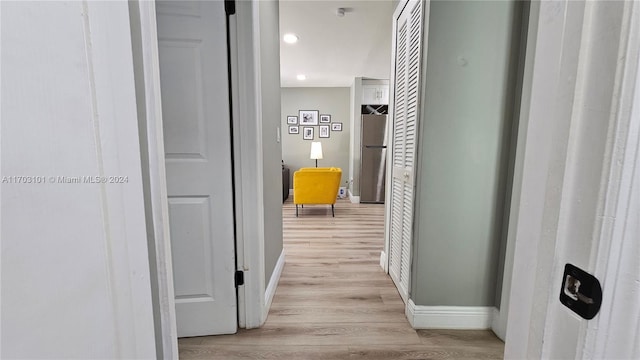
[
  {"xmin": 235, "ymin": 270, "xmax": 244, "ymax": 287},
  {"xmin": 225, "ymin": 0, "xmax": 236, "ymax": 15}
]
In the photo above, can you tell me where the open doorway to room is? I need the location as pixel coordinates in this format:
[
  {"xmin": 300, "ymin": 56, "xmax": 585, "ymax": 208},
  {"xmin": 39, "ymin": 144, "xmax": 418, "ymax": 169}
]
[{"xmin": 136, "ymin": 0, "xmax": 528, "ymax": 357}]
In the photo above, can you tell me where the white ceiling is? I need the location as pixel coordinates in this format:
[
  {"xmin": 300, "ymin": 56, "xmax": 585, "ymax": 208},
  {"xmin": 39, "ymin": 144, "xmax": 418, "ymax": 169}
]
[{"xmin": 279, "ymin": 0, "xmax": 395, "ymax": 88}]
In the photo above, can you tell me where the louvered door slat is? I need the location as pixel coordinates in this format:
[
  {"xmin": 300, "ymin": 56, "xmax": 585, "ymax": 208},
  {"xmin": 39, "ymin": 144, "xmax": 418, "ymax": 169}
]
[
  {"xmin": 389, "ymin": 177, "xmax": 404, "ymax": 284},
  {"xmin": 393, "ymin": 22, "xmax": 408, "ymax": 169}
]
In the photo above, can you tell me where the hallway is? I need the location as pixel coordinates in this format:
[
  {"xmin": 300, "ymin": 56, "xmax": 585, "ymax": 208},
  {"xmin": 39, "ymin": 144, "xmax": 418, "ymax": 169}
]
[{"xmin": 178, "ymin": 200, "xmax": 504, "ymax": 359}]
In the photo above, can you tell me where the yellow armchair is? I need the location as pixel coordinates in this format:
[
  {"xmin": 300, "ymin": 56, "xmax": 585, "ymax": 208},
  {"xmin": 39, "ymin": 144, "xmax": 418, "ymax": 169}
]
[{"xmin": 293, "ymin": 167, "xmax": 342, "ymax": 217}]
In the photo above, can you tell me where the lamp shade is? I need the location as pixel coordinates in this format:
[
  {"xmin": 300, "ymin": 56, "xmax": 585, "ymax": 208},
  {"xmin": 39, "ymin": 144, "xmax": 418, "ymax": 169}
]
[{"xmin": 310, "ymin": 142, "xmax": 323, "ymax": 160}]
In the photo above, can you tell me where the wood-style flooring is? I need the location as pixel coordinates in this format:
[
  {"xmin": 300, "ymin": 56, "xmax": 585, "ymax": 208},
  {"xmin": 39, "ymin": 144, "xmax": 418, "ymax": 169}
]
[{"xmin": 179, "ymin": 199, "xmax": 504, "ymax": 359}]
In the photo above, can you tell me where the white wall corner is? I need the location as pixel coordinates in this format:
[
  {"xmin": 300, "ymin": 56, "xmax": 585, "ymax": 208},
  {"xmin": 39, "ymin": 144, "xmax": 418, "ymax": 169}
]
[
  {"xmin": 289, "ymin": 188, "xmax": 293, "ymax": 195},
  {"xmin": 348, "ymin": 190, "xmax": 360, "ymax": 204},
  {"xmin": 491, "ymin": 307, "xmax": 505, "ymax": 341},
  {"xmin": 406, "ymin": 299, "xmax": 496, "ymax": 330},
  {"xmin": 262, "ymin": 250, "xmax": 285, "ymax": 323},
  {"xmin": 379, "ymin": 251, "xmax": 387, "ymax": 271}
]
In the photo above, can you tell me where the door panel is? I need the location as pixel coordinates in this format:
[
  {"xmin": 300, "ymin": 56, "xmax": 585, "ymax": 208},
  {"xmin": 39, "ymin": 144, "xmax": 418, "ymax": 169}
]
[{"xmin": 156, "ymin": 0, "xmax": 237, "ymax": 337}]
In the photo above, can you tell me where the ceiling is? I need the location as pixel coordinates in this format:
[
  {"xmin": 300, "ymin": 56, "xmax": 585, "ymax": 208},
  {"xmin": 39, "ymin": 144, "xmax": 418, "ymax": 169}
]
[{"xmin": 279, "ymin": 0, "xmax": 395, "ymax": 88}]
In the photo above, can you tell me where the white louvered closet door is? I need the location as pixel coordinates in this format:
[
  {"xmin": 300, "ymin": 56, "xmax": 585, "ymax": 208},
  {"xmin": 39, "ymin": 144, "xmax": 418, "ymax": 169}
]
[{"xmin": 388, "ymin": 0, "xmax": 425, "ymax": 303}]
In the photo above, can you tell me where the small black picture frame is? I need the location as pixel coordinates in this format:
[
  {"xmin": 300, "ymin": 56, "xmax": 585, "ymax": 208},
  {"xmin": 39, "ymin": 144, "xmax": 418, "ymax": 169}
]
[
  {"xmin": 320, "ymin": 114, "xmax": 331, "ymax": 123},
  {"xmin": 303, "ymin": 127, "xmax": 314, "ymax": 140},
  {"xmin": 319, "ymin": 125, "xmax": 330, "ymax": 138},
  {"xmin": 331, "ymin": 122, "xmax": 342, "ymax": 131},
  {"xmin": 288, "ymin": 126, "xmax": 299, "ymax": 134},
  {"xmin": 287, "ymin": 116, "xmax": 298, "ymax": 125}
]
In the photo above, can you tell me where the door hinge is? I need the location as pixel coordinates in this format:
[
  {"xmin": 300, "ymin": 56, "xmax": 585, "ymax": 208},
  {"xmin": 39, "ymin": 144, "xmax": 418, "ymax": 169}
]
[
  {"xmin": 225, "ymin": 0, "xmax": 236, "ymax": 15},
  {"xmin": 234, "ymin": 270, "xmax": 244, "ymax": 287}
]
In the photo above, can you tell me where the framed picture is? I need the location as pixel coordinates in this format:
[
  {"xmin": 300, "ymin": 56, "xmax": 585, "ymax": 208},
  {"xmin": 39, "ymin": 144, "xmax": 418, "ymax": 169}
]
[
  {"xmin": 303, "ymin": 127, "xmax": 314, "ymax": 140},
  {"xmin": 287, "ymin": 116, "xmax": 298, "ymax": 125},
  {"xmin": 320, "ymin": 114, "xmax": 331, "ymax": 123},
  {"xmin": 319, "ymin": 125, "xmax": 330, "ymax": 138},
  {"xmin": 331, "ymin": 122, "xmax": 342, "ymax": 131},
  {"xmin": 288, "ymin": 126, "xmax": 299, "ymax": 134},
  {"xmin": 299, "ymin": 110, "xmax": 319, "ymax": 126}
]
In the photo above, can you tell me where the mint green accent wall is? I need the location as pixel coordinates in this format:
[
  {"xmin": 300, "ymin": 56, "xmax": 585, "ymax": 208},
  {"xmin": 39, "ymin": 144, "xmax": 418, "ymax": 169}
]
[{"xmin": 411, "ymin": 0, "xmax": 522, "ymax": 306}]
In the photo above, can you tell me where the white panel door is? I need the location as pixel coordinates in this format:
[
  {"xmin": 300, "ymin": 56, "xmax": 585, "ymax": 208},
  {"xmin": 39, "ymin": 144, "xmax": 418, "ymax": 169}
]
[
  {"xmin": 388, "ymin": 0, "xmax": 425, "ymax": 302},
  {"xmin": 156, "ymin": 1, "xmax": 237, "ymax": 337}
]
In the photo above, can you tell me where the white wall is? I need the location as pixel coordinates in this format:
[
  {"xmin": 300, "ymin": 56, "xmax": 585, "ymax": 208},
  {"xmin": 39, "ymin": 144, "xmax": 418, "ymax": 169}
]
[{"xmin": 1, "ymin": 2, "xmax": 156, "ymax": 358}]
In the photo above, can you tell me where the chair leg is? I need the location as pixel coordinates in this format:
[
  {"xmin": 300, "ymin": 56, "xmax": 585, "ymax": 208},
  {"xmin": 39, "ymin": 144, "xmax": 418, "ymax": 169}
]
[
  {"xmin": 301, "ymin": 204, "xmax": 304, "ymax": 208},
  {"xmin": 332, "ymin": 204, "xmax": 335, "ymax": 217},
  {"xmin": 296, "ymin": 204, "xmax": 298, "ymax": 217}
]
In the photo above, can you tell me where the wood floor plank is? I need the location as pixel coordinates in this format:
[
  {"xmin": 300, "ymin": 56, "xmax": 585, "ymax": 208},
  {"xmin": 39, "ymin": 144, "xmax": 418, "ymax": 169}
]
[
  {"xmin": 178, "ymin": 199, "xmax": 504, "ymax": 359},
  {"xmin": 197, "ymin": 323, "xmax": 421, "ymax": 346},
  {"xmin": 179, "ymin": 345, "xmax": 352, "ymax": 360},
  {"xmin": 345, "ymin": 344, "xmax": 505, "ymax": 360},
  {"xmin": 265, "ymin": 304, "xmax": 407, "ymax": 324}
]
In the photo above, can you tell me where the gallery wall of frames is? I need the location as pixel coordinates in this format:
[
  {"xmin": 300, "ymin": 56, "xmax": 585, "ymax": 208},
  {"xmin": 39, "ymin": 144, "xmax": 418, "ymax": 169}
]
[{"xmin": 286, "ymin": 110, "xmax": 343, "ymax": 140}]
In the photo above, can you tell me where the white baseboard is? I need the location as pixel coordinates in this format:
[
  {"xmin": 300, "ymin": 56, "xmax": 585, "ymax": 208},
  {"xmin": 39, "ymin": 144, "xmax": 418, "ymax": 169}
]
[
  {"xmin": 348, "ymin": 190, "xmax": 360, "ymax": 204},
  {"xmin": 379, "ymin": 251, "xmax": 387, "ymax": 271},
  {"xmin": 405, "ymin": 299, "xmax": 496, "ymax": 329},
  {"xmin": 263, "ymin": 250, "xmax": 285, "ymax": 321}
]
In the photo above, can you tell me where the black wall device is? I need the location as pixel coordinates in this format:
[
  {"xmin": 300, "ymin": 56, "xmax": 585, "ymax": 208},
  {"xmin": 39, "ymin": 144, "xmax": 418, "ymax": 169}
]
[{"xmin": 559, "ymin": 263, "xmax": 602, "ymax": 320}]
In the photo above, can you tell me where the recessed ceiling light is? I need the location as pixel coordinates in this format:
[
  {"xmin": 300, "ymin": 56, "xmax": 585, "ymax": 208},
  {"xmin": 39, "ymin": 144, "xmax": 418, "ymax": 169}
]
[
  {"xmin": 283, "ymin": 33, "xmax": 299, "ymax": 44},
  {"xmin": 297, "ymin": 74, "xmax": 306, "ymax": 81}
]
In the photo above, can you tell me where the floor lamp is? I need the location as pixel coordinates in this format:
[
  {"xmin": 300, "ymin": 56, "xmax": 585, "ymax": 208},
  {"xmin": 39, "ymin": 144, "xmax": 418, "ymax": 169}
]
[{"xmin": 310, "ymin": 142, "xmax": 323, "ymax": 168}]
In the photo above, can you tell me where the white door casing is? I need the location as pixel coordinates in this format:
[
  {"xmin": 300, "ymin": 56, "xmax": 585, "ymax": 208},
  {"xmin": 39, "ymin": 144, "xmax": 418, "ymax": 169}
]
[
  {"xmin": 387, "ymin": 0, "xmax": 426, "ymax": 303},
  {"xmin": 156, "ymin": 0, "xmax": 237, "ymax": 337},
  {"xmin": 505, "ymin": 1, "xmax": 640, "ymax": 358},
  {"xmin": 539, "ymin": 1, "xmax": 640, "ymax": 358}
]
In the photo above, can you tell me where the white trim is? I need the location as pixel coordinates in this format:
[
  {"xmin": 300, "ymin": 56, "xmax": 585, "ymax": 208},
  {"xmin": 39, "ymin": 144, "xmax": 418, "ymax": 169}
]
[
  {"xmin": 129, "ymin": 1, "xmax": 178, "ymax": 358},
  {"xmin": 580, "ymin": 2, "xmax": 640, "ymax": 358},
  {"xmin": 348, "ymin": 190, "xmax": 360, "ymax": 204},
  {"xmin": 289, "ymin": 188, "xmax": 293, "ymax": 196},
  {"xmin": 506, "ymin": 1, "xmax": 640, "ymax": 358},
  {"xmin": 405, "ymin": 300, "xmax": 495, "ymax": 330},
  {"xmin": 263, "ymin": 250, "xmax": 285, "ymax": 321},
  {"xmin": 232, "ymin": 0, "xmax": 266, "ymax": 329},
  {"xmin": 379, "ymin": 251, "xmax": 387, "ymax": 272},
  {"xmin": 504, "ymin": 0, "xmax": 575, "ymax": 356},
  {"xmin": 492, "ymin": 1, "xmax": 538, "ymax": 343}
]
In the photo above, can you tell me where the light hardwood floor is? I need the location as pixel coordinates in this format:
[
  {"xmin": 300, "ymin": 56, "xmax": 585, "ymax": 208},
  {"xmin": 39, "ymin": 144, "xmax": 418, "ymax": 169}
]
[{"xmin": 178, "ymin": 199, "xmax": 504, "ymax": 359}]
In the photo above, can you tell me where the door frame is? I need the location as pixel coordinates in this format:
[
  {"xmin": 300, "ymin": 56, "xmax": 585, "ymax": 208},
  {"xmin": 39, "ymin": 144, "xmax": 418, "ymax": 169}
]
[
  {"xmin": 505, "ymin": 0, "xmax": 640, "ymax": 358},
  {"xmin": 129, "ymin": 0, "xmax": 267, "ymax": 357}
]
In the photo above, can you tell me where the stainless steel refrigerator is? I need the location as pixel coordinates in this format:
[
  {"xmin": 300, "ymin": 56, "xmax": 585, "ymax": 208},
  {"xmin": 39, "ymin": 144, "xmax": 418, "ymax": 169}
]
[{"xmin": 360, "ymin": 114, "xmax": 388, "ymax": 203}]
